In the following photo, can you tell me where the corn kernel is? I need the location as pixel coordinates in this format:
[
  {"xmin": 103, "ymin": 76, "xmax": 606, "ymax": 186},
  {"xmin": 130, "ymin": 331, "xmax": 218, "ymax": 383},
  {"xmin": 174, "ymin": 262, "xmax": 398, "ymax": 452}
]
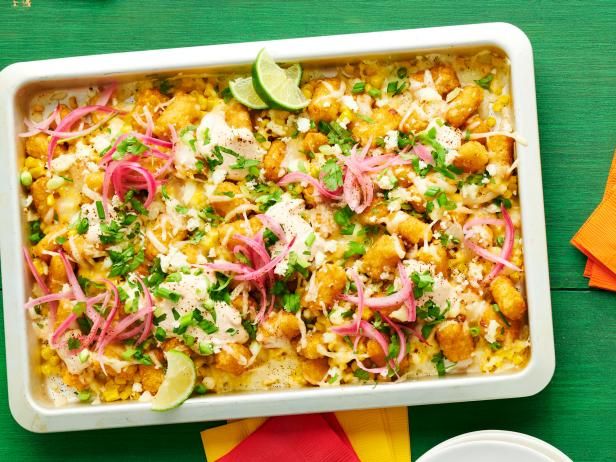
[
  {"xmin": 41, "ymin": 364, "xmax": 53, "ymax": 376},
  {"xmin": 493, "ymin": 103, "xmax": 503, "ymax": 113},
  {"xmin": 498, "ymin": 94, "xmax": 511, "ymax": 106},
  {"xmin": 119, "ymin": 388, "xmax": 131, "ymax": 400},
  {"xmin": 487, "ymin": 117, "xmax": 496, "ymax": 128},
  {"xmin": 102, "ymin": 388, "xmax": 120, "ymax": 402},
  {"xmin": 46, "ymin": 194, "xmax": 55, "ymax": 206},
  {"xmin": 41, "ymin": 346, "xmax": 53, "ymax": 360},
  {"xmin": 46, "ymin": 175, "xmax": 65, "ymax": 190},
  {"xmin": 48, "ymin": 355, "xmax": 60, "ymax": 366}
]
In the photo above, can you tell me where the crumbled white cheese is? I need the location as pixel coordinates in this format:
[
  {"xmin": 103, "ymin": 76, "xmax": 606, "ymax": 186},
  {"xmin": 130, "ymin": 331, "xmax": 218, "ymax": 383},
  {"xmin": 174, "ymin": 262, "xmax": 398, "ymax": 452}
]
[
  {"xmin": 296, "ymin": 117, "xmax": 311, "ymax": 133},
  {"xmin": 50, "ymin": 154, "xmax": 76, "ymax": 173},
  {"xmin": 158, "ymin": 246, "xmax": 189, "ymax": 273},
  {"xmin": 383, "ymin": 130, "xmax": 399, "ymax": 152},
  {"xmin": 340, "ymin": 95, "xmax": 359, "ymax": 112},
  {"xmin": 485, "ymin": 319, "xmax": 500, "ymax": 343}
]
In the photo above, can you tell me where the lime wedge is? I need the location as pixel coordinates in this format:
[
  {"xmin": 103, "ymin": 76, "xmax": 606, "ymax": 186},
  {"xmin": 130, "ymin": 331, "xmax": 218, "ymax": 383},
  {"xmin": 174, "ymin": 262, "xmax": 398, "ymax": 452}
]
[
  {"xmin": 151, "ymin": 350, "xmax": 196, "ymax": 411},
  {"xmin": 229, "ymin": 77, "xmax": 268, "ymax": 110},
  {"xmin": 252, "ymin": 49, "xmax": 309, "ymax": 111},
  {"xmin": 230, "ymin": 64, "xmax": 303, "ymax": 110}
]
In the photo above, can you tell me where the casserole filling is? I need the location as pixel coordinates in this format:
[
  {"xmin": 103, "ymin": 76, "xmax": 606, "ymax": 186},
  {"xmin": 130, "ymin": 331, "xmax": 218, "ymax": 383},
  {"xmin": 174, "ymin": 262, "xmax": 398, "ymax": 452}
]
[{"xmin": 21, "ymin": 50, "xmax": 529, "ymax": 406}]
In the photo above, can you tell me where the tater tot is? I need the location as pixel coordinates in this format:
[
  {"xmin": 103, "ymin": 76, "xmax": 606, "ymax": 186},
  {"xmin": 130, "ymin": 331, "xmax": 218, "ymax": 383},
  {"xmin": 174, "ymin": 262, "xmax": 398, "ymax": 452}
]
[
  {"xmin": 481, "ymin": 305, "xmax": 521, "ymax": 345},
  {"xmin": 436, "ymin": 321, "xmax": 474, "ymax": 362},
  {"xmin": 302, "ymin": 132, "xmax": 328, "ymax": 153},
  {"xmin": 362, "ymin": 235, "xmax": 401, "ymax": 279},
  {"xmin": 263, "ymin": 140, "xmax": 286, "ymax": 181},
  {"xmin": 352, "ymin": 106, "xmax": 401, "ymax": 147},
  {"xmin": 417, "ymin": 245, "xmax": 448, "ymax": 276},
  {"xmin": 298, "ymin": 333, "xmax": 325, "ymax": 359},
  {"xmin": 318, "ymin": 263, "xmax": 346, "ymax": 304},
  {"xmin": 302, "ymin": 358, "xmax": 330, "ymax": 385},
  {"xmin": 453, "ymin": 141, "xmax": 489, "ymax": 173},
  {"xmin": 31, "ymin": 177, "xmax": 50, "ymax": 217},
  {"xmin": 366, "ymin": 339, "xmax": 387, "ymax": 367},
  {"xmin": 389, "ymin": 212, "xmax": 431, "ymax": 245},
  {"xmin": 211, "ymin": 181, "xmax": 246, "ymax": 217},
  {"xmin": 258, "ymin": 311, "xmax": 301, "ymax": 341},
  {"xmin": 489, "ymin": 275, "xmax": 527, "ymax": 321},
  {"xmin": 25, "ymin": 133, "xmax": 49, "ymax": 160},
  {"xmin": 307, "ymin": 79, "xmax": 342, "ymax": 122},
  {"xmin": 225, "ymin": 101, "xmax": 253, "ymax": 130},
  {"xmin": 138, "ymin": 365, "xmax": 164, "ymax": 394},
  {"xmin": 48, "ymin": 254, "xmax": 68, "ymax": 292},
  {"xmin": 487, "ymin": 135, "xmax": 514, "ymax": 166},
  {"xmin": 446, "ymin": 86, "xmax": 483, "ymax": 128},
  {"xmin": 154, "ymin": 93, "xmax": 201, "ymax": 138},
  {"xmin": 214, "ymin": 344, "xmax": 251, "ymax": 375}
]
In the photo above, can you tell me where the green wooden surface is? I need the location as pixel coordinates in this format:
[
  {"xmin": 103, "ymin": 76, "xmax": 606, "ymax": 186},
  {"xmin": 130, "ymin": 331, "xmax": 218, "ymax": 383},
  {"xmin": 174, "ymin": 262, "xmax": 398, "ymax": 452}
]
[{"xmin": 1, "ymin": 1, "xmax": 615, "ymax": 460}]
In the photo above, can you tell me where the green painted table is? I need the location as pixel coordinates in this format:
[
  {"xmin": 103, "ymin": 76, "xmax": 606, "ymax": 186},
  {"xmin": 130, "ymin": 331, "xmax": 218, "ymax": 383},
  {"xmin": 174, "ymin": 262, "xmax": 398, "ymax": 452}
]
[{"xmin": 1, "ymin": 1, "xmax": 614, "ymax": 460}]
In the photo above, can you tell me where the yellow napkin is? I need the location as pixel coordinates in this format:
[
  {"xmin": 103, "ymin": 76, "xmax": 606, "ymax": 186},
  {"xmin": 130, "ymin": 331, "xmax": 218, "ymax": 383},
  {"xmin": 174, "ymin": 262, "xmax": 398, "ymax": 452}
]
[{"xmin": 201, "ymin": 407, "xmax": 410, "ymax": 462}]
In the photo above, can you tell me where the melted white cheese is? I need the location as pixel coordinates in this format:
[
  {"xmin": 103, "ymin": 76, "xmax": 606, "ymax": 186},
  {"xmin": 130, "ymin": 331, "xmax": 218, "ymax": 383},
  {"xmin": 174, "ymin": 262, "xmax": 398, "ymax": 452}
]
[{"xmin": 196, "ymin": 107, "xmax": 264, "ymax": 181}]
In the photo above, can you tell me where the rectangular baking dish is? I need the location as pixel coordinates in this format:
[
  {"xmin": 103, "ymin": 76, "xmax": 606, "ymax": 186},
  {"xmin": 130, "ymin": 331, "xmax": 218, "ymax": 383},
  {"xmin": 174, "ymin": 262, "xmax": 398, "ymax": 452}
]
[{"xmin": 0, "ymin": 22, "xmax": 555, "ymax": 433}]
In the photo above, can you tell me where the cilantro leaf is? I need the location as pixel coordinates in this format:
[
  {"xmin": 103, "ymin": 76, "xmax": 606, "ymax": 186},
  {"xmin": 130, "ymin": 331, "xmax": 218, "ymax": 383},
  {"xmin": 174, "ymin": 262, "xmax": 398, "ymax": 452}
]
[
  {"xmin": 321, "ymin": 159, "xmax": 343, "ymax": 192},
  {"xmin": 474, "ymin": 73, "xmax": 494, "ymax": 90}
]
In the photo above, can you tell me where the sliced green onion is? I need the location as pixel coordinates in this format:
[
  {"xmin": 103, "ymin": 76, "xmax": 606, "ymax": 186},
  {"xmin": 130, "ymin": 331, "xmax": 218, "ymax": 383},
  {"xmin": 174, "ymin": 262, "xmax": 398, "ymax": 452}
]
[
  {"xmin": 95, "ymin": 201, "xmax": 105, "ymax": 219},
  {"xmin": 20, "ymin": 171, "xmax": 33, "ymax": 187}
]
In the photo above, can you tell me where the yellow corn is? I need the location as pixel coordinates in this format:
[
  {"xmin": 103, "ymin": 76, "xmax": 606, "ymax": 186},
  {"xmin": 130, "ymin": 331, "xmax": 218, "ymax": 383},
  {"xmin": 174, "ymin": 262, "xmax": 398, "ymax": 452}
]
[
  {"xmin": 102, "ymin": 387, "xmax": 120, "ymax": 402},
  {"xmin": 487, "ymin": 117, "xmax": 496, "ymax": 128},
  {"xmin": 41, "ymin": 346, "xmax": 54, "ymax": 360},
  {"xmin": 46, "ymin": 194, "xmax": 55, "ymax": 206},
  {"xmin": 41, "ymin": 364, "xmax": 53, "ymax": 376}
]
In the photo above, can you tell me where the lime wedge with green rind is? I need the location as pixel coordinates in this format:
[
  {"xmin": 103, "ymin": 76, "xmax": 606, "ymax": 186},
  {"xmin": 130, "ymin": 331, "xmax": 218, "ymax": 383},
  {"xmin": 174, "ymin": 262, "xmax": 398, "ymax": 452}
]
[
  {"xmin": 151, "ymin": 350, "xmax": 196, "ymax": 411},
  {"xmin": 252, "ymin": 49, "xmax": 309, "ymax": 111},
  {"xmin": 230, "ymin": 63, "xmax": 303, "ymax": 110}
]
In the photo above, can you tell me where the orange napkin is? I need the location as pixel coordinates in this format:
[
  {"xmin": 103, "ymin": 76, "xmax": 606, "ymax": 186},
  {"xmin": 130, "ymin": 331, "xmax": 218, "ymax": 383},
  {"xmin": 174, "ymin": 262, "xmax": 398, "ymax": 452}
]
[
  {"xmin": 571, "ymin": 149, "xmax": 616, "ymax": 290},
  {"xmin": 201, "ymin": 408, "xmax": 410, "ymax": 462}
]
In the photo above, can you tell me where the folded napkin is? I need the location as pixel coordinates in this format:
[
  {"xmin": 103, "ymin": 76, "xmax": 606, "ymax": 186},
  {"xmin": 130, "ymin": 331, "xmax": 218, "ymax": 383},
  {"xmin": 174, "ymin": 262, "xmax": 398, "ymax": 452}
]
[
  {"xmin": 571, "ymin": 149, "xmax": 616, "ymax": 290},
  {"xmin": 201, "ymin": 407, "xmax": 410, "ymax": 462}
]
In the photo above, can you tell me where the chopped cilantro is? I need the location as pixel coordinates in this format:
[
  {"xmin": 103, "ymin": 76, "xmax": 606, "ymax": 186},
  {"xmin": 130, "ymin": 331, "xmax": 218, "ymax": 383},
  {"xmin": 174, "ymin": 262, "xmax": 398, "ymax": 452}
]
[
  {"xmin": 285, "ymin": 251, "xmax": 310, "ymax": 278},
  {"xmin": 28, "ymin": 220, "xmax": 44, "ymax": 244},
  {"xmin": 76, "ymin": 217, "xmax": 89, "ymax": 235},
  {"xmin": 431, "ymin": 351, "xmax": 446, "ymax": 376},
  {"xmin": 255, "ymin": 227, "xmax": 276, "ymax": 247},
  {"xmin": 334, "ymin": 205, "xmax": 355, "ymax": 235},
  {"xmin": 282, "ymin": 293, "xmax": 301, "ymax": 313},
  {"xmin": 411, "ymin": 271, "xmax": 434, "ymax": 298},
  {"xmin": 475, "ymin": 73, "xmax": 494, "ymax": 90},
  {"xmin": 198, "ymin": 205, "xmax": 223, "ymax": 224},
  {"xmin": 208, "ymin": 273, "xmax": 232, "ymax": 302},
  {"xmin": 353, "ymin": 368, "xmax": 371, "ymax": 380},
  {"xmin": 108, "ymin": 246, "xmax": 144, "ymax": 277},
  {"xmin": 352, "ymin": 82, "xmax": 366, "ymax": 93},
  {"xmin": 321, "ymin": 158, "xmax": 343, "ymax": 191},
  {"xmin": 67, "ymin": 337, "xmax": 81, "ymax": 350},
  {"xmin": 417, "ymin": 300, "xmax": 450, "ymax": 338},
  {"xmin": 113, "ymin": 136, "xmax": 148, "ymax": 160},
  {"xmin": 343, "ymin": 241, "xmax": 366, "ymax": 259},
  {"xmin": 242, "ymin": 320, "xmax": 257, "ymax": 340}
]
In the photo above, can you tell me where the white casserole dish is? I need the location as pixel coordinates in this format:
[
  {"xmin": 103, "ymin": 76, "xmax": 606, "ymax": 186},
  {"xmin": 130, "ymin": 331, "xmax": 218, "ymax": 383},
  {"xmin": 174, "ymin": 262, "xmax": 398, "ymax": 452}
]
[{"xmin": 0, "ymin": 22, "xmax": 555, "ymax": 433}]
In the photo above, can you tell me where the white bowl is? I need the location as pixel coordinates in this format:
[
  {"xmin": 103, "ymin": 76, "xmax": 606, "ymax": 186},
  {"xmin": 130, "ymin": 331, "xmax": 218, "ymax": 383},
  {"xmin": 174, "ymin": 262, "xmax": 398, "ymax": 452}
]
[{"xmin": 431, "ymin": 430, "xmax": 573, "ymax": 461}]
